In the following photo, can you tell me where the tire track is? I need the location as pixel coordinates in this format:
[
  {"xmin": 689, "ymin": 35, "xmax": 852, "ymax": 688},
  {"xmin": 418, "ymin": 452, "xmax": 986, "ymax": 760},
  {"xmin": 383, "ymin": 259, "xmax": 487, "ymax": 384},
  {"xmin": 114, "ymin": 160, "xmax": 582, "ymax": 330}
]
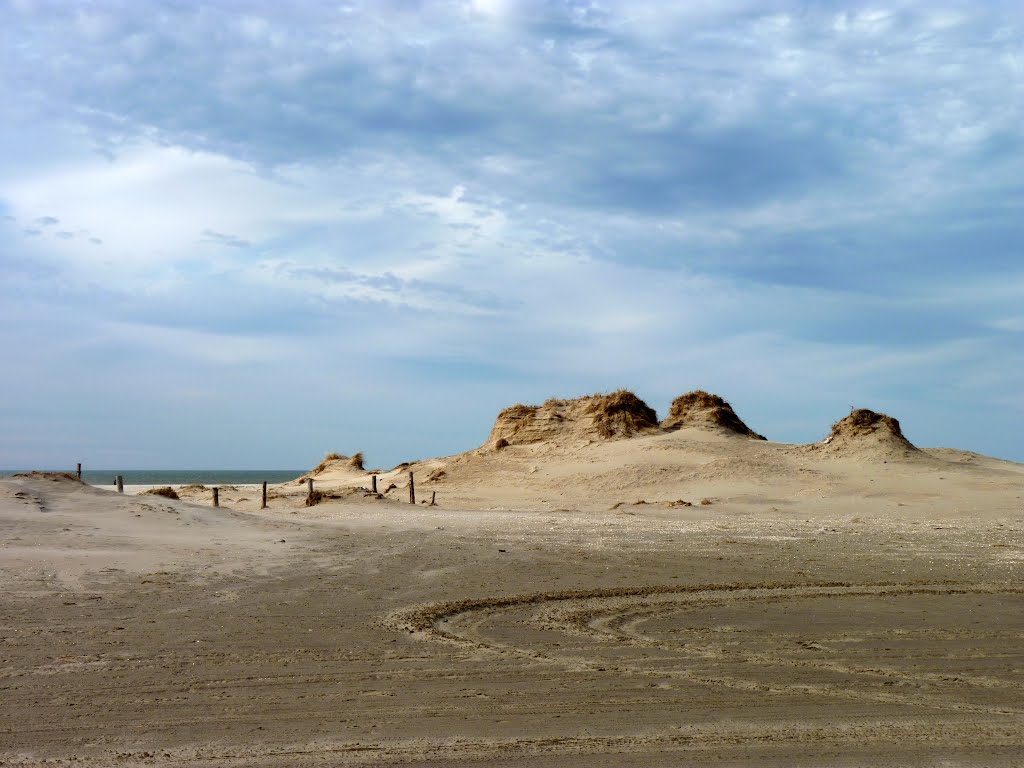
[{"xmin": 389, "ymin": 582, "xmax": 1024, "ymax": 717}]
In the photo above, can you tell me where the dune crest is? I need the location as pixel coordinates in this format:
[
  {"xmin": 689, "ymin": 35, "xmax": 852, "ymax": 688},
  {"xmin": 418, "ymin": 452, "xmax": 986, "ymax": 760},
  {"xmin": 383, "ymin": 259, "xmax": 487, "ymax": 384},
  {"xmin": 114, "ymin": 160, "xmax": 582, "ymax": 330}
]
[
  {"xmin": 660, "ymin": 390, "xmax": 766, "ymax": 439},
  {"xmin": 487, "ymin": 390, "xmax": 659, "ymax": 447}
]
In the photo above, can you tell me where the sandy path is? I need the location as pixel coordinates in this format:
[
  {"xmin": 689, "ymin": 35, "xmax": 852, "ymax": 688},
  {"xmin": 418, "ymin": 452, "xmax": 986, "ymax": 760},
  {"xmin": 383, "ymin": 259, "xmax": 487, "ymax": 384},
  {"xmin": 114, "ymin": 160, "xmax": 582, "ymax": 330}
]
[{"xmin": 1, "ymin": 473, "xmax": 1023, "ymax": 766}]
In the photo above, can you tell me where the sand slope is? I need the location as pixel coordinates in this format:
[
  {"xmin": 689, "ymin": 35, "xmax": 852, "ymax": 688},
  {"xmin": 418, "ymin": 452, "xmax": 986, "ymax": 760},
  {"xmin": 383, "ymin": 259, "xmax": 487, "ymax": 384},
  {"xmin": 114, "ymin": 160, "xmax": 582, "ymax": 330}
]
[{"xmin": 2, "ymin": 398, "xmax": 1024, "ymax": 767}]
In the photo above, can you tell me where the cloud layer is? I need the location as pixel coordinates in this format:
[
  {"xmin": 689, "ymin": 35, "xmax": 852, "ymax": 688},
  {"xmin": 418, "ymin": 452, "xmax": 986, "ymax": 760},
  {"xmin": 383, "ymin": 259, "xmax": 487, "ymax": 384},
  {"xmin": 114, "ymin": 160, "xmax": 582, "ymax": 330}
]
[{"xmin": 1, "ymin": 1, "xmax": 1022, "ymax": 468}]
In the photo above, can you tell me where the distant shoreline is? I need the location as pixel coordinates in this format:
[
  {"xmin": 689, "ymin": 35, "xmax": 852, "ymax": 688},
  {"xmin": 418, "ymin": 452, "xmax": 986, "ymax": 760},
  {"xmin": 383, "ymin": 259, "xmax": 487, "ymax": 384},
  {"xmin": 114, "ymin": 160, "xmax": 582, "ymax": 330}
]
[{"xmin": 0, "ymin": 470, "xmax": 304, "ymax": 486}]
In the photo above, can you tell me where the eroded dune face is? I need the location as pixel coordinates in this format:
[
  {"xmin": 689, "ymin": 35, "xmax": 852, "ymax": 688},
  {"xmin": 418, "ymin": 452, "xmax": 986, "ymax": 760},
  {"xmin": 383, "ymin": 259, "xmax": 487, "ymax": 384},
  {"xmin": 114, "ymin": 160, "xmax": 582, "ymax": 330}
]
[
  {"xmin": 485, "ymin": 389, "xmax": 767, "ymax": 449},
  {"xmin": 486, "ymin": 390, "xmax": 659, "ymax": 448}
]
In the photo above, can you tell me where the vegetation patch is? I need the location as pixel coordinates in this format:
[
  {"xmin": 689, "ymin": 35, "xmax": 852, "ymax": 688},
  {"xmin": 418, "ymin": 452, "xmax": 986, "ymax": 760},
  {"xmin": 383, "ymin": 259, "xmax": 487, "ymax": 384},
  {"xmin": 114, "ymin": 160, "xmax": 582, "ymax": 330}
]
[
  {"xmin": 587, "ymin": 389, "xmax": 659, "ymax": 439},
  {"xmin": 142, "ymin": 487, "xmax": 179, "ymax": 500},
  {"xmin": 13, "ymin": 471, "xmax": 80, "ymax": 482}
]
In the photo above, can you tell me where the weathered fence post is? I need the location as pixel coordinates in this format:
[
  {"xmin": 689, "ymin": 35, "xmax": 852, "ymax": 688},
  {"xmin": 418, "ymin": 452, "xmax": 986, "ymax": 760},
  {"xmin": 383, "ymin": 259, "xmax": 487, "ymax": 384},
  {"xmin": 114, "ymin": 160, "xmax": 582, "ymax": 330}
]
[
  {"xmin": 307, "ymin": 478, "xmax": 314, "ymax": 503},
  {"xmin": 372, "ymin": 474, "xmax": 377, "ymax": 493},
  {"xmin": 116, "ymin": 475, "xmax": 123, "ymax": 494},
  {"xmin": 408, "ymin": 472, "xmax": 415, "ymax": 505},
  {"xmin": 261, "ymin": 481, "xmax": 267, "ymax": 509},
  {"xmin": 76, "ymin": 463, "xmax": 81, "ymax": 481},
  {"xmin": 430, "ymin": 491, "xmax": 436, "ymax": 506},
  {"xmin": 212, "ymin": 487, "xmax": 219, "ymax": 507}
]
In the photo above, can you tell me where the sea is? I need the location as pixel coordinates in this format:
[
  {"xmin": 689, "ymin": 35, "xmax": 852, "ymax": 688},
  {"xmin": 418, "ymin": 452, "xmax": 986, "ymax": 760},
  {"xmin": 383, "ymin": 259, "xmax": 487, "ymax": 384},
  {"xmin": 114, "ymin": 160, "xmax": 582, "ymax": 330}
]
[{"xmin": 0, "ymin": 470, "xmax": 304, "ymax": 486}]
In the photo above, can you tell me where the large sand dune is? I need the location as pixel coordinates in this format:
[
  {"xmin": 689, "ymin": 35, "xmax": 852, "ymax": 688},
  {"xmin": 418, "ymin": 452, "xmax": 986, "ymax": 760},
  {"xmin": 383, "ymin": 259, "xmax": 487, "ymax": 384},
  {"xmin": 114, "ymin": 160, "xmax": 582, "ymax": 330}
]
[
  {"xmin": 2, "ymin": 393, "xmax": 1023, "ymax": 766},
  {"xmin": 287, "ymin": 394, "xmax": 1022, "ymax": 519}
]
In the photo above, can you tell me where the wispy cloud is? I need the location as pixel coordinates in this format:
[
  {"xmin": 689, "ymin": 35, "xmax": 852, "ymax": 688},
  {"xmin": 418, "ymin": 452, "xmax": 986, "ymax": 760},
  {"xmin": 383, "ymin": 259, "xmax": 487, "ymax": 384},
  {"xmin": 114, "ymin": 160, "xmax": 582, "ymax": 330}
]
[{"xmin": 201, "ymin": 229, "xmax": 252, "ymax": 249}]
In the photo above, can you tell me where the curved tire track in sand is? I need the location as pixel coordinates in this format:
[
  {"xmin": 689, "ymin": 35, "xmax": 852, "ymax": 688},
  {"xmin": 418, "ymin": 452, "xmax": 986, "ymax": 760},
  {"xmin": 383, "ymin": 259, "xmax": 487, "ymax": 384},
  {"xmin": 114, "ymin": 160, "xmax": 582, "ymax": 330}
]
[{"xmin": 390, "ymin": 581, "xmax": 1024, "ymax": 717}]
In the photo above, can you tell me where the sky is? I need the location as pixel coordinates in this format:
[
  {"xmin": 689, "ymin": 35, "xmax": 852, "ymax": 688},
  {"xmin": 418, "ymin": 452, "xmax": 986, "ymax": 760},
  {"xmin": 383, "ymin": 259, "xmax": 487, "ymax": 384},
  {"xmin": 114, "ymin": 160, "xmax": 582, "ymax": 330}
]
[{"xmin": 1, "ymin": 0, "xmax": 1023, "ymax": 470}]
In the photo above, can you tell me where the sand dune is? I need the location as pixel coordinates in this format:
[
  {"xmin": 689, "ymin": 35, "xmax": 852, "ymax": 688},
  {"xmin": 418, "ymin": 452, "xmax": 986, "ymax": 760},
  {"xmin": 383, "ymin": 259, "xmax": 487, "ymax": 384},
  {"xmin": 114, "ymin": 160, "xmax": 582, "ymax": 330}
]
[
  {"xmin": 287, "ymin": 394, "xmax": 1024, "ymax": 519},
  {"xmin": 2, "ymin": 394, "xmax": 1023, "ymax": 766}
]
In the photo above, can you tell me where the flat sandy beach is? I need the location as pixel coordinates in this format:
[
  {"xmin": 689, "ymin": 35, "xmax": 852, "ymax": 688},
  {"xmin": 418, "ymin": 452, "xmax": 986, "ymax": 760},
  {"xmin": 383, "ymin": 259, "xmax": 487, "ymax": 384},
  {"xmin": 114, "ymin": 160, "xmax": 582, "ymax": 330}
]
[{"xmin": 2, "ymin": 395, "xmax": 1023, "ymax": 766}]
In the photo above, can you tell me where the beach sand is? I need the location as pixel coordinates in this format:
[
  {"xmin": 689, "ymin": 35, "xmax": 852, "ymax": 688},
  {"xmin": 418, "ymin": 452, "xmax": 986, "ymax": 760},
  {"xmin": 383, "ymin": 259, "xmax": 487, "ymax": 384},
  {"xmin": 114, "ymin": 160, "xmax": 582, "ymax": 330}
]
[{"xmin": 2, "ymin": 396, "xmax": 1023, "ymax": 766}]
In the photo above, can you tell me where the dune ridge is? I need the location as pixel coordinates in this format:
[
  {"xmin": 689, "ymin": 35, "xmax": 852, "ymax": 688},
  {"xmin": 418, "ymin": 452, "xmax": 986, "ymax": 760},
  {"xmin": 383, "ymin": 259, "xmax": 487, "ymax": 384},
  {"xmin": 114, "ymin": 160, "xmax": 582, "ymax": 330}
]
[{"xmin": 276, "ymin": 390, "xmax": 1022, "ymax": 517}]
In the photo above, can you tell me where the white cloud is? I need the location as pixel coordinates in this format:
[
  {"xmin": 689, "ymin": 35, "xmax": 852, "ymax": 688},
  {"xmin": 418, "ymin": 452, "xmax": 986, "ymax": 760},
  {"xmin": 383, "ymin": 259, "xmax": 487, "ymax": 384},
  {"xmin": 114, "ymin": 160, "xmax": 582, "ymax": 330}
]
[
  {"xmin": 470, "ymin": 0, "xmax": 511, "ymax": 18},
  {"xmin": 101, "ymin": 321, "xmax": 301, "ymax": 366},
  {"xmin": 992, "ymin": 317, "xmax": 1024, "ymax": 333},
  {"xmin": 2, "ymin": 141, "xmax": 298, "ymax": 267}
]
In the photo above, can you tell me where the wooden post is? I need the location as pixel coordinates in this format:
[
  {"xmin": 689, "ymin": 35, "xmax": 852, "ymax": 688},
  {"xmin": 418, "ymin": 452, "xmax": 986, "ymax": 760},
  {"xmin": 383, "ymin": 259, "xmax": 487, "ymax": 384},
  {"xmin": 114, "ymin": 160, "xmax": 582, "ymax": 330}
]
[
  {"xmin": 408, "ymin": 472, "xmax": 415, "ymax": 505},
  {"xmin": 307, "ymin": 478, "xmax": 314, "ymax": 503},
  {"xmin": 76, "ymin": 463, "xmax": 81, "ymax": 480},
  {"xmin": 431, "ymin": 491, "xmax": 436, "ymax": 506},
  {"xmin": 116, "ymin": 475, "xmax": 123, "ymax": 494},
  {"xmin": 212, "ymin": 487, "xmax": 219, "ymax": 507},
  {"xmin": 261, "ymin": 481, "xmax": 267, "ymax": 509},
  {"xmin": 372, "ymin": 474, "xmax": 377, "ymax": 493}
]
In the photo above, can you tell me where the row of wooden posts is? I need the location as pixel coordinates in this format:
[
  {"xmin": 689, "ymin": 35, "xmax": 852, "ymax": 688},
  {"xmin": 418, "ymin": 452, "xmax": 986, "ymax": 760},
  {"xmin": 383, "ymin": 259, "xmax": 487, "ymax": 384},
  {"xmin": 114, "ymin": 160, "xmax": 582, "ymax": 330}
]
[
  {"xmin": 93, "ymin": 463, "xmax": 430, "ymax": 508},
  {"xmin": 199, "ymin": 476, "xmax": 429, "ymax": 508}
]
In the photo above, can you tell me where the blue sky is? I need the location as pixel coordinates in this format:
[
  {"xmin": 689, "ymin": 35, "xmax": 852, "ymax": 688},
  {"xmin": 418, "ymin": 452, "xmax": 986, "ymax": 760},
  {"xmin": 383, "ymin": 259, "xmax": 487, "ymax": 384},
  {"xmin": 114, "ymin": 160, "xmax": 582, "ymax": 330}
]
[{"xmin": 2, "ymin": 0, "xmax": 1023, "ymax": 469}]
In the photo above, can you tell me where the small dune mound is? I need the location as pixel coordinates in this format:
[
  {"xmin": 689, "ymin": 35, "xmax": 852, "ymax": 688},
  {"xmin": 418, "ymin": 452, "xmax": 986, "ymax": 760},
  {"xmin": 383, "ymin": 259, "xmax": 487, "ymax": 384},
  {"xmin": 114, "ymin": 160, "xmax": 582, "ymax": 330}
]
[
  {"xmin": 661, "ymin": 391, "xmax": 765, "ymax": 439},
  {"xmin": 815, "ymin": 408, "xmax": 919, "ymax": 458},
  {"xmin": 487, "ymin": 390, "xmax": 659, "ymax": 447},
  {"xmin": 311, "ymin": 453, "xmax": 345, "ymax": 475},
  {"xmin": 310, "ymin": 452, "xmax": 366, "ymax": 476},
  {"xmin": 141, "ymin": 486, "xmax": 179, "ymax": 500},
  {"xmin": 13, "ymin": 471, "xmax": 82, "ymax": 483}
]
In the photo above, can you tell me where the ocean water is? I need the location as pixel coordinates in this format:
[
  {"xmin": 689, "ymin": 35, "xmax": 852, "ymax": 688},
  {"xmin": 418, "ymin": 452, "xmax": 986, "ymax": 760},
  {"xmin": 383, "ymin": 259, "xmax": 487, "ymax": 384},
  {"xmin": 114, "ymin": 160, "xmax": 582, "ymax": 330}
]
[{"xmin": 0, "ymin": 470, "xmax": 304, "ymax": 486}]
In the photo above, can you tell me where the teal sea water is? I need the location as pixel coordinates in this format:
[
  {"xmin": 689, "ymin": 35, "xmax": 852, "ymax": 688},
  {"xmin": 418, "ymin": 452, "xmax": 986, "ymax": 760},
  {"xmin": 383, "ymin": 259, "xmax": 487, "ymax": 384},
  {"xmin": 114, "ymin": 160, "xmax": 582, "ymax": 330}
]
[{"xmin": 0, "ymin": 470, "xmax": 304, "ymax": 486}]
